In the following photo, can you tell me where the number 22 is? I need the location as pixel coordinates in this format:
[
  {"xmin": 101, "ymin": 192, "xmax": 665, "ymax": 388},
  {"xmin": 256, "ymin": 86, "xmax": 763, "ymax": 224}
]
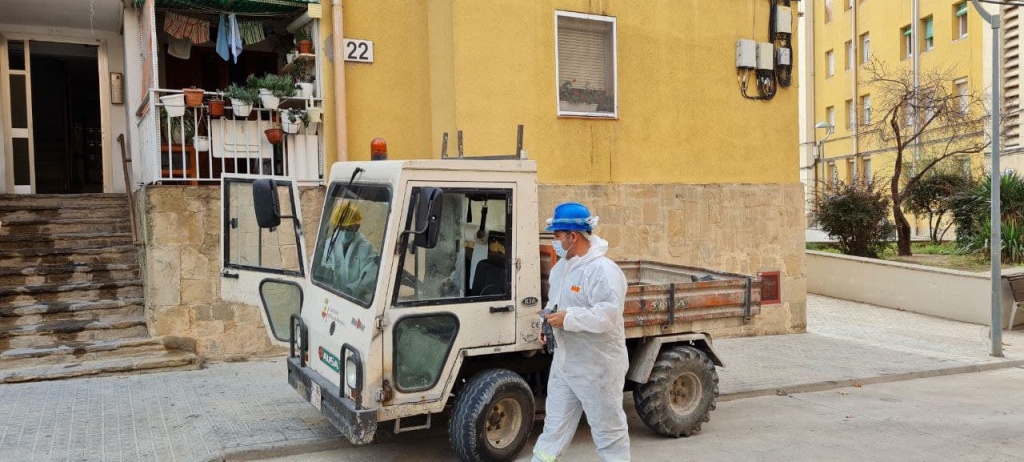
[{"xmin": 346, "ymin": 42, "xmax": 369, "ymax": 61}]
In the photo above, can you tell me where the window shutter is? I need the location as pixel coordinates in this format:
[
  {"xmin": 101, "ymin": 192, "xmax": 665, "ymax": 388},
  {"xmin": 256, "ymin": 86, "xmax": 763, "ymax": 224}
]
[
  {"xmin": 558, "ymin": 17, "xmax": 610, "ymax": 91},
  {"xmin": 957, "ymin": 3, "xmax": 968, "ymax": 17},
  {"xmin": 925, "ymin": 18, "xmax": 934, "ymax": 39},
  {"xmin": 903, "ymin": 27, "xmax": 912, "ymax": 37}
]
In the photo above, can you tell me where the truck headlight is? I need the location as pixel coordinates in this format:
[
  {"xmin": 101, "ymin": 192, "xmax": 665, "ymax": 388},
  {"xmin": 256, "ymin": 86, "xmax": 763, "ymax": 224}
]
[{"xmin": 345, "ymin": 356, "xmax": 359, "ymax": 389}]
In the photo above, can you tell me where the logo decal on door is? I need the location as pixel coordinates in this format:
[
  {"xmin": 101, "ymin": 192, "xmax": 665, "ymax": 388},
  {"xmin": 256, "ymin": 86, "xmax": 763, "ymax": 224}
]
[{"xmin": 318, "ymin": 346, "xmax": 340, "ymax": 372}]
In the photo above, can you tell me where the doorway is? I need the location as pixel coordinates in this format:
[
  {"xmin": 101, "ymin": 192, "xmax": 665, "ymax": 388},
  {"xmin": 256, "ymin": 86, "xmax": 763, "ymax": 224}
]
[{"xmin": 2, "ymin": 40, "xmax": 103, "ymax": 194}]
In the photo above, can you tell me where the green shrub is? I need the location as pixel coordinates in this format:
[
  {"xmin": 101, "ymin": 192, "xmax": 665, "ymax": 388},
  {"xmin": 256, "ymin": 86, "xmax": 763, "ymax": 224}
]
[
  {"xmin": 815, "ymin": 183, "xmax": 895, "ymax": 258},
  {"xmin": 954, "ymin": 172, "xmax": 1024, "ymax": 263}
]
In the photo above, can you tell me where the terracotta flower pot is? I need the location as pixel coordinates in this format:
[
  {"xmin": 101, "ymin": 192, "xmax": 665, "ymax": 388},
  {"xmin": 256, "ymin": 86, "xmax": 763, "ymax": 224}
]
[
  {"xmin": 265, "ymin": 128, "xmax": 284, "ymax": 144},
  {"xmin": 297, "ymin": 40, "xmax": 313, "ymax": 54},
  {"xmin": 183, "ymin": 88, "xmax": 205, "ymax": 107},
  {"xmin": 208, "ymin": 100, "xmax": 225, "ymax": 117}
]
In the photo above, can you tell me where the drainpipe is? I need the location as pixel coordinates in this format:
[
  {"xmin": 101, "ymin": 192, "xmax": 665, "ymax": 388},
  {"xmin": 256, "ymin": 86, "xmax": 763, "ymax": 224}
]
[
  {"xmin": 852, "ymin": 0, "xmax": 859, "ymax": 161},
  {"xmin": 332, "ymin": 0, "xmax": 348, "ymax": 162},
  {"xmin": 912, "ymin": 0, "xmax": 921, "ymax": 171}
]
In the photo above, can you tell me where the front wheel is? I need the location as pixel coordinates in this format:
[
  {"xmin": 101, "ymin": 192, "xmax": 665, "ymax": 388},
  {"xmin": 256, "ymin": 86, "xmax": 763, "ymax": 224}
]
[
  {"xmin": 448, "ymin": 369, "xmax": 535, "ymax": 462},
  {"xmin": 633, "ymin": 345, "xmax": 719, "ymax": 437}
]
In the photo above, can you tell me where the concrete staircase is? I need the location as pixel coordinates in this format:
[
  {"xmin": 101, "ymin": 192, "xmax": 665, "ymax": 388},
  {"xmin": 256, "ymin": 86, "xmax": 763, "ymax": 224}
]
[{"xmin": 0, "ymin": 193, "xmax": 200, "ymax": 383}]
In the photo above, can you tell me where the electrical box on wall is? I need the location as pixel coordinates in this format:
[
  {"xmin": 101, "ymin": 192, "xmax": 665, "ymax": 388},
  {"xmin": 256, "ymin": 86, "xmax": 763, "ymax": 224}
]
[
  {"xmin": 756, "ymin": 42, "xmax": 775, "ymax": 70},
  {"xmin": 775, "ymin": 6, "xmax": 793, "ymax": 34},
  {"xmin": 777, "ymin": 47, "xmax": 792, "ymax": 66},
  {"xmin": 736, "ymin": 39, "xmax": 757, "ymax": 69}
]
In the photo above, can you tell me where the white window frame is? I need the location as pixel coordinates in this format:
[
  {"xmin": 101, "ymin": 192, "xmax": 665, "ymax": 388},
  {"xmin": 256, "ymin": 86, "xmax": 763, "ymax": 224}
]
[
  {"xmin": 846, "ymin": 99, "xmax": 855, "ymax": 130},
  {"xmin": 862, "ymin": 33, "xmax": 871, "ymax": 64},
  {"xmin": 862, "ymin": 95, "xmax": 872, "ymax": 125},
  {"xmin": 958, "ymin": 10, "xmax": 968, "ymax": 39},
  {"xmin": 849, "ymin": 158, "xmax": 857, "ymax": 184},
  {"xmin": 923, "ymin": 17, "xmax": 935, "ymax": 51},
  {"xmin": 864, "ymin": 157, "xmax": 873, "ymax": 184},
  {"xmin": 554, "ymin": 11, "xmax": 618, "ymax": 119},
  {"xmin": 826, "ymin": 50, "xmax": 835, "ymax": 77},
  {"xmin": 955, "ymin": 78, "xmax": 969, "ymax": 114},
  {"xmin": 902, "ymin": 27, "xmax": 913, "ymax": 60},
  {"xmin": 845, "ymin": 40, "xmax": 854, "ymax": 69}
]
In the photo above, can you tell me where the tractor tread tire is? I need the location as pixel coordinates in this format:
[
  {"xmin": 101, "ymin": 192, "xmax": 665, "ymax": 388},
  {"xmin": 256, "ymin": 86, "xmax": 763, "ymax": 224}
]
[
  {"xmin": 448, "ymin": 369, "xmax": 535, "ymax": 462},
  {"xmin": 633, "ymin": 345, "xmax": 719, "ymax": 438}
]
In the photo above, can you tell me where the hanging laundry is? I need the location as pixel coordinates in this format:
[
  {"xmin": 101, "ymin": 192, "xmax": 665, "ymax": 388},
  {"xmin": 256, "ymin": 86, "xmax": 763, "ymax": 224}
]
[
  {"xmin": 228, "ymin": 14, "xmax": 243, "ymax": 64},
  {"xmin": 238, "ymin": 21, "xmax": 266, "ymax": 46},
  {"xmin": 167, "ymin": 37, "xmax": 192, "ymax": 60},
  {"xmin": 215, "ymin": 14, "xmax": 230, "ymax": 61},
  {"xmin": 164, "ymin": 12, "xmax": 210, "ymax": 45}
]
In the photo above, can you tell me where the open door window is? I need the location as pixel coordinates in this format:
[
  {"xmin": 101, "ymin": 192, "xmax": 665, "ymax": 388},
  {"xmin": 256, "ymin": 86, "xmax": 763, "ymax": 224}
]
[{"xmin": 220, "ymin": 175, "xmax": 307, "ymax": 344}]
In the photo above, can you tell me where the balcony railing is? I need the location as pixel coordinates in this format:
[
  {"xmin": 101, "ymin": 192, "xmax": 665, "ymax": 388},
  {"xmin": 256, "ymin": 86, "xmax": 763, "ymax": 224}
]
[{"xmin": 137, "ymin": 89, "xmax": 324, "ymax": 185}]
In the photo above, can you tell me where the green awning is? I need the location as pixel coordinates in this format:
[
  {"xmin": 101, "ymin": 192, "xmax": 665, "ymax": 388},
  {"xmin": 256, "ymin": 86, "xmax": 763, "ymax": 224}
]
[
  {"xmin": 924, "ymin": 18, "xmax": 934, "ymax": 39},
  {"xmin": 903, "ymin": 27, "xmax": 912, "ymax": 37},
  {"xmin": 957, "ymin": 2, "xmax": 968, "ymax": 17},
  {"xmin": 150, "ymin": 0, "xmax": 316, "ymax": 15}
]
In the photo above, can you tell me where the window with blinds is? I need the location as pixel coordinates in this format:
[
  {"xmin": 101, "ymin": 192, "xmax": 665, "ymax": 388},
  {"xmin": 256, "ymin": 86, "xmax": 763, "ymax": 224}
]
[{"xmin": 556, "ymin": 12, "xmax": 616, "ymax": 117}]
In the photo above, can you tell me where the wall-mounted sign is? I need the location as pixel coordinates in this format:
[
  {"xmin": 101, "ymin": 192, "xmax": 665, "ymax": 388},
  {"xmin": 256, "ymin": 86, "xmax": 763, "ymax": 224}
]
[{"xmin": 343, "ymin": 39, "xmax": 373, "ymax": 63}]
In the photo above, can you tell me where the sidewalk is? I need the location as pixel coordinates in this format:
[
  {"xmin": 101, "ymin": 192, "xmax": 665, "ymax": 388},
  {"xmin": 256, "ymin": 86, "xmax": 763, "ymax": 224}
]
[{"xmin": 1, "ymin": 295, "xmax": 1022, "ymax": 462}]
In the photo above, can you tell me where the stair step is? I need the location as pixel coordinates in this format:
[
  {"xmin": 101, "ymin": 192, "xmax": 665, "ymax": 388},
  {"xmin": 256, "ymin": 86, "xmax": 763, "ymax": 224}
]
[
  {"xmin": 0, "ymin": 217, "xmax": 132, "ymax": 236},
  {"xmin": 0, "ymin": 279, "xmax": 143, "ymax": 306},
  {"xmin": 0, "ymin": 206, "xmax": 128, "ymax": 221},
  {"xmin": 0, "ymin": 245, "xmax": 137, "ymax": 267},
  {"xmin": 0, "ymin": 263, "xmax": 139, "ymax": 286},
  {"xmin": 0, "ymin": 337, "xmax": 165, "ymax": 369},
  {"xmin": 0, "ymin": 316, "xmax": 149, "ymax": 349},
  {"xmin": 0, "ymin": 298, "xmax": 145, "ymax": 317},
  {"xmin": 0, "ymin": 193, "xmax": 127, "ymax": 208},
  {"xmin": 0, "ymin": 232, "xmax": 133, "ymax": 251},
  {"xmin": 0, "ymin": 350, "xmax": 201, "ymax": 384},
  {"xmin": 0, "ymin": 303, "xmax": 143, "ymax": 329}
]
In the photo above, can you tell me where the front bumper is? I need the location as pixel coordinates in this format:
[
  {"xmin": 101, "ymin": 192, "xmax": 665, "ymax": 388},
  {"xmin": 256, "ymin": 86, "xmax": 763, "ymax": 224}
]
[{"xmin": 287, "ymin": 356, "xmax": 377, "ymax": 445}]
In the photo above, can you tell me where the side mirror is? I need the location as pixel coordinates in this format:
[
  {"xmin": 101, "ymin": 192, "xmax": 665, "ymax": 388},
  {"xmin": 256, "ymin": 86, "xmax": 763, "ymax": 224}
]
[
  {"xmin": 413, "ymin": 187, "xmax": 443, "ymax": 249},
  {"xmin": 253, "ymin": 179, "xmax": 281, "ymax": 229}
]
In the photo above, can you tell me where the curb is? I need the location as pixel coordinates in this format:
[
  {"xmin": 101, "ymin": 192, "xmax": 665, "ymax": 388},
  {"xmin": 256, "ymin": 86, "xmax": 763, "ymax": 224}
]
[
  {"xmin": 202, "ymin": 438, "xmax": 350, "ymax": 462},
  {"xmin": 719, "ymin": 359, "xmax": 1024, "ymax": 401}
]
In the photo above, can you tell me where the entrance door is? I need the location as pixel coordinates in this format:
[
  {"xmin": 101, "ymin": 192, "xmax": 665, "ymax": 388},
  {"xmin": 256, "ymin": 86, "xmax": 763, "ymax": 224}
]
[
  {"xmin": 1, "ymin": 38, "xmax": 35, "ymax": 194},
  {"xmin": 1, "ymin": 38, "xmax": 102, "ymax": 194}
]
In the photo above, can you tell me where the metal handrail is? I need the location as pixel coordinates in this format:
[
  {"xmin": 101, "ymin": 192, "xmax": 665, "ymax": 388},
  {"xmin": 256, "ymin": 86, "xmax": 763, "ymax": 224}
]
[{"xmin": 117, "ymin": 134, "xmax": 140, "ymax": 245}]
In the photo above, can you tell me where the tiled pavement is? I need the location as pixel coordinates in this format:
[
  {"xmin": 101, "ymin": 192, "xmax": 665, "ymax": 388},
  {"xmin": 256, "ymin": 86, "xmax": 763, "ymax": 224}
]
[{"xmin": 2, "ymin": 294, "xmax": 1022, "ymax": 461}]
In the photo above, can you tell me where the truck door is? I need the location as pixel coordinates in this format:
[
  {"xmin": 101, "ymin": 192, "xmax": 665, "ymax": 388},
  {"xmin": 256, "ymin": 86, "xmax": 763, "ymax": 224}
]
[
  {"xmin": 219, "ymin": 175, "xmax": 307, "ymax": 345},
  {"xmin": 382, "ymin": 183, "xmax": 518, "ymax": 406}
]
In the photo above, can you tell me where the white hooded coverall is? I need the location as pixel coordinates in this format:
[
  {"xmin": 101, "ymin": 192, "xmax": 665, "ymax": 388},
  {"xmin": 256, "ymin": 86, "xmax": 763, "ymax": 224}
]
[
  {"xmin": 323, "ymin": 232, "xmax": 380, "ymax": 303},
  {"xmin": 532, "ymin": 236, "xmax": 630, "ymax": 462}
]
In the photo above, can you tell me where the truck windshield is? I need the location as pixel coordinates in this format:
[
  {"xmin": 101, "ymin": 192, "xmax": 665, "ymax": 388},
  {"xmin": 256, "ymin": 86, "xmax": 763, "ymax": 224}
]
[{"xmin": 311, "ymin": 183, "xmax": 392, "ymax": 307}]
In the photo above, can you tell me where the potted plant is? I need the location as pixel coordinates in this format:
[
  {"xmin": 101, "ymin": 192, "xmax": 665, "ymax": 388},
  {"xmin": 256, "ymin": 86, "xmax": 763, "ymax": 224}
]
[
  {"xmin": 160, "ymin": 107, "xmax": 195, "ymax": 145},
  {"xmin": 265, "ymin": 123, "xmax": 284, "ymax": 144},
  {"xmin": 280, "ymin": 108, "xmax": 308, "ymax": 134},
  {"xmin": 558, "ymin": 79, "xmax": 600, "ymax": 113},
  {"xmin": 183, "ymin": 86, "xmax": 205, "ymax": 107},
  {"xmin": 250, "ymin": 74, "xmax": 296, "ymax": 110},
  {"xmin": 225, "ymin": 83, "xmax": 257, "ymax": 118},
  {"xmin": 208, "ymin": 91, "xmax": 225, "ymax": 117},
  {"xmin": 295, "ymin": 29, "xmax": 313, "ymax": 54},
  {"xmin": 288, "ymin": 59, "xmax": 315, "ymax": 98}
]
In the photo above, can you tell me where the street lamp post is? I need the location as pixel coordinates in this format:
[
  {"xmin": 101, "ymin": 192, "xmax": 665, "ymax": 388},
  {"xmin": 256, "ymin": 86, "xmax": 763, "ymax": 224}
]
[
  {"xmin": 969, "ymin": 0, "xmax": 1002, "ymax": 357},
  {"xmin": 814, "ymin": 122, "xmax": 835, "ymax": 225}
]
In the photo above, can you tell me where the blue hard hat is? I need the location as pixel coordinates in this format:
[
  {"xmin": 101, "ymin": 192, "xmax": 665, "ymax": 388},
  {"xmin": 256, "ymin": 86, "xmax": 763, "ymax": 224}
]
[{"xmin": 546, "ymin": 202, "xmax": 593, "ymax": 232}]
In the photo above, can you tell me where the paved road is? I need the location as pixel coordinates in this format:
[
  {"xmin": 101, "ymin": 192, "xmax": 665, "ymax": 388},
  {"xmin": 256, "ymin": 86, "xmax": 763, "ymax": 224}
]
[{"xmin": 261, "ymin": 367, "xmax": 1024, "ymax": 462}]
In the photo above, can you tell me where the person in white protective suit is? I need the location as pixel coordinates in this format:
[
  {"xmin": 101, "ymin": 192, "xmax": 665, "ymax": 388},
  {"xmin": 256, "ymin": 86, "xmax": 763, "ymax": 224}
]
[
  {"xmin": 322, "ymin": 202, "xmax": 380, "ymax": 303},
  {"xmin": 532, "ymin": 202, "xmax": 630, "ymax": 462}
]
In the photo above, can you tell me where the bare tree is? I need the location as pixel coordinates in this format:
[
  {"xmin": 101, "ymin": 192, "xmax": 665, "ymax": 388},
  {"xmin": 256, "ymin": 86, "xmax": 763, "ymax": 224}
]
[{"xmin": 863, "ymin": 61, "xmax": 990, "ymax": 256}]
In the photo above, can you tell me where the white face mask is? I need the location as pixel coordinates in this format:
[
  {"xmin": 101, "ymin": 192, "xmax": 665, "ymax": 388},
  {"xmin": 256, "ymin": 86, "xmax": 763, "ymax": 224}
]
[
  {"xmin": 552, "ymin": 234, "xmax": 574, "ymax": 258},
  {"xmin": 340, "ymin": 230, "xmax": 357, "ymax": 244}
]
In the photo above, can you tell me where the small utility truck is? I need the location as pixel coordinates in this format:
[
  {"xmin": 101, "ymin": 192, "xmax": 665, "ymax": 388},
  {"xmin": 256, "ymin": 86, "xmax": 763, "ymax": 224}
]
[{"xmin": 221, "ymin": 157, "xmax": 761, "ymax": 461}]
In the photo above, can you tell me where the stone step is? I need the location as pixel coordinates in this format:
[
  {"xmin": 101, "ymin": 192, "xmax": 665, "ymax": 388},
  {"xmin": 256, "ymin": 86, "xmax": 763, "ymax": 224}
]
[
  {"xmin": 0, "ymin": 337, "xmax": 165, "ymax": 370},
  {"xmin": 0, "ymin": 298, "xmax": 145, "ymax": 318},
  {"xmin": 0, "ymin": 349, "xmax": 201, "ymax": 384},
  {"xmin": 0, "ymin": 193, "xmax": 127, "ymax": 208},
  {"xmin": 0, "ymin": 263, "xmax": 139, "ymax": 286},
  {"xmin": 0, "ymin": 316, "xmax": 149, "ymax": 350},
  {"xmin": 0, "ymin": 232, "xmax": 133, "ymax": 251},
  {"xmin": 0, "ymin": 217, "xmax": 132, "ymax": 236},
  {"xmin": 0, "ymin": 205, "xmax": 128, "ymax": 222},
  {"xmin": 0, "ymin": 279, "xmax": 143, "ymax": 306},
  {"xmin": 0, "ymin": 301, "xmax": 143, "ymax": 329},
  {"xmin": 0, "ymin": 245, "xmax": 137, "ymax": 267}
]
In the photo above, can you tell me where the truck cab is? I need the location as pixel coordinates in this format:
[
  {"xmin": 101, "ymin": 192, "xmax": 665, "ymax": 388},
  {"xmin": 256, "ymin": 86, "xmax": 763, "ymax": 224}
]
[{"xmin": 222, "ymin": 158, "xmax": 759, "ymax": 461}]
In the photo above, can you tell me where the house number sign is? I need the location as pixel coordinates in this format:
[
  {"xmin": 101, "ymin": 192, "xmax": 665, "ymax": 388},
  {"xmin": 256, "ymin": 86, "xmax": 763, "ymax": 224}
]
[{"xmin": 343, "ymin": 39, "xmax": 373, "ymax": 63}]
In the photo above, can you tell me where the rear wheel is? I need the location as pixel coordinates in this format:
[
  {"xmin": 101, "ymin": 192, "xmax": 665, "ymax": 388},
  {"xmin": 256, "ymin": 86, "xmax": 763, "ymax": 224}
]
[
  {"xmin": 633, "ymin": 345, "xmax": 718, "ymax": 437},
  {"xmin": 449, "ymin": 369, "xmax": 535, "ymax": 462}
]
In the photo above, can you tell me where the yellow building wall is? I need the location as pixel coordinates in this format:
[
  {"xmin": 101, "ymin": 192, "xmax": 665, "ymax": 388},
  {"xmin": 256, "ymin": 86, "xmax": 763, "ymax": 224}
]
[
  {"xmin": 320, "ymin": 0, "xmax": 799, "ymax": 186},
  {"xmin": 813, "ymin": 0, "xmax": 986, "ymax": 188}
]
